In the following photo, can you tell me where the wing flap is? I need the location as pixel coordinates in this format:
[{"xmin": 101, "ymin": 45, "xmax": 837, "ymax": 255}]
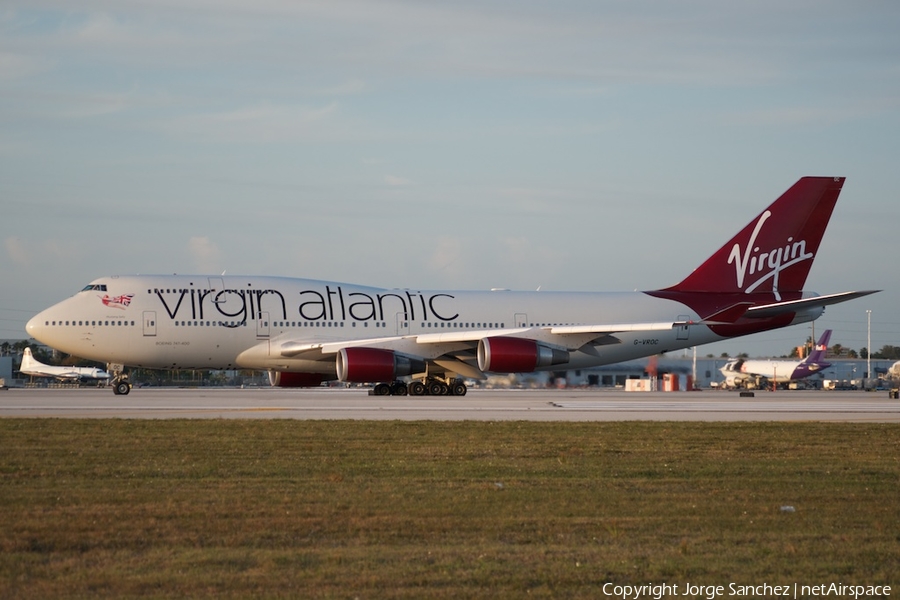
[
  {"xmin": 414, "ymin": 328, "xmax": 531, "ymax": 344},
  {"xmin": 432, "ymin": 358, "xmax": 487, "ymax": 380},
  {"xmin": 549, "ymin": 321, "xmax": 681, "ymax": 335}
]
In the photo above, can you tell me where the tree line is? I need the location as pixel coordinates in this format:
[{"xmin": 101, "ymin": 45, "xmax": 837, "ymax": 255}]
[{"xmin": 785, "ymin": 339, "xmax": 900, "ymax": 360}]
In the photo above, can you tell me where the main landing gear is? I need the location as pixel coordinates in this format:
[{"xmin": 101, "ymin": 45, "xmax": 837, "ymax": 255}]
[{"xmin": 371, "ymin": 378, "xmax": 468, "ymax": 397}]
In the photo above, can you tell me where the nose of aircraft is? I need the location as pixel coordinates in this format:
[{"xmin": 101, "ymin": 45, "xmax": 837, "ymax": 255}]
[{"xmin": 26, "ymin": 311, "xmax": 46, "ymax": 342}]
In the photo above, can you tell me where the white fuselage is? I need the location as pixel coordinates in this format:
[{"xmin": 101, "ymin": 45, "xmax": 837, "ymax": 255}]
[
  {"xmin": 720, "ymin": 358, "xmax": 827, "ymax": 385},
  {"xmin": 25, "ymin": 275, "xmax": 819, "ymax": 378},
  {"xmin": 721, "ymin": 359, "xmax": 801, "ymax": 385},
  {"xmin": 19, "ymin": 361, "xmax": 109, "ymax": 381}
]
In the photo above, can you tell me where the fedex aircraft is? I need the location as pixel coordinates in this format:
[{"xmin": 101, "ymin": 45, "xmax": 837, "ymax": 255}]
[
  {"xmin": 19, "ymin": 347, "xmax": 110, "ymax": 382},
  {"xmin": 26, "ymin": 177, "xmax": 877, "ymax": 396},
  {"xmin": 720, "ymin": 329, "xmax": 832, "ymax": 389}
]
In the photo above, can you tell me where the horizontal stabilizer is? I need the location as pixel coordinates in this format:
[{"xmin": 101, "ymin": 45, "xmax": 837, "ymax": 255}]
[
  {"xmin": 746, "ymin": 290, "xmax": 879, "ymax": 319},
  {"xmin": 701, "ymin": 302, "xmax": 754, "ymax": 325}
]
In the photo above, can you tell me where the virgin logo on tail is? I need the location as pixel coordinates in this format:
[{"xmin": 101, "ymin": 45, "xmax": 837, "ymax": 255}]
[{"xmin": 727, "ymin": 210, "xmax": 814, "ymax": 301}]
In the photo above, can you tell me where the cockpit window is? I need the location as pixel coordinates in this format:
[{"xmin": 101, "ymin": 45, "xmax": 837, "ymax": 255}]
[{"xmin": 81, "ymin": 284, "xmax": 108, "ymax": 292}]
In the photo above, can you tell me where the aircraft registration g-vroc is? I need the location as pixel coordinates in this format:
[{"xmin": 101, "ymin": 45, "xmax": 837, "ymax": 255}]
[{"xmin": 26, "ymin": 177, "xmax": 878, "ymax": 396}]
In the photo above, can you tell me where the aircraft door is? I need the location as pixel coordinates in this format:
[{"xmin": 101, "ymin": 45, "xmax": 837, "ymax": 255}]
[
  {"xmin": 257, "ymin": 311, "xmax": 270, "ymax": 339},
  {"xmin": 676, "ymin": 314, "xmax": 690, "ymax": 340},
  {"xmin": 143, "ymin": 311, "xmax": 157, "ymax": 336},
  {"xmin": 396, "ymin": 312, "xmax": 410, "ymax": 336},
  {"xmin": 515, "ymin": 313, "xmax": 528, "ymax": 328},
  {"xmin": 208, "ymin": 277, "xmax": 225, "ymax": 304}
]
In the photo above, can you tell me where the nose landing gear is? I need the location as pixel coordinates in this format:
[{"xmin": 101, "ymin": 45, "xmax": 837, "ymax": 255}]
[
  {"xmin": 113, "ymin": 379, "xmax": 132, "ymax": 395},
  {"xmin": 107, "ymin": 363, "xmax": 131, "ymax": 395}
]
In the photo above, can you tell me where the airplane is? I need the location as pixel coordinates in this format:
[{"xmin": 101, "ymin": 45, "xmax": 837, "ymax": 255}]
[
  {"xmin": 26, "ymin": 176, "xmax": 878, "ymax": 396},
  {"xmin": 18, "ymin": 347, "xmax": 110, "ymax": 383},
  {"xmin": 719, "ymin": 329, "xmax": 832, "ymax": 389}
]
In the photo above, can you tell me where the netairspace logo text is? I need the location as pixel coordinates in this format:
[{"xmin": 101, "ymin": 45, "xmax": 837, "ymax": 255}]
[{"xmin": 601, "ymin": 582, "xmax": 891, "ymax": 600}]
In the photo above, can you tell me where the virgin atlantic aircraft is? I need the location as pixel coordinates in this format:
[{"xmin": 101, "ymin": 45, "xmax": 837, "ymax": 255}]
[{"xmin": 26, "ymin": 177, "xmax": 877, "ymax": 396}]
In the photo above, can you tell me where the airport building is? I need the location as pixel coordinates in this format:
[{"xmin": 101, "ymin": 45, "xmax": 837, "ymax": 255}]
[
  {"xmin": 6, "ymin": 339, "xmax": 899, "ymax": 391},
  {"xmin": 527, "ymin": 356, "xmax": 900, "ymax": 391},
  {"xmin": 0, "ymin": 356, "xmax": 11, "ymax": 385}
]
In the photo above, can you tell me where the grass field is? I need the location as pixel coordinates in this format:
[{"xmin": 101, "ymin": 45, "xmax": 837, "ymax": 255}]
[{"xmin": 1, "ymin": 420, "xmax": 898, "ymax": 598}]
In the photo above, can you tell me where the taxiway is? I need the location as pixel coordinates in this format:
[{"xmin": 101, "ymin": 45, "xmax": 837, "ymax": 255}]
[{"xmin": 1, "ymin": 387, "xmax": 898, "ymax": 422}]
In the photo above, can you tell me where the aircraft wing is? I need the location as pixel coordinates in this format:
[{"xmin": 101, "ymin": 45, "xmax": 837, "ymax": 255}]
[
  {"xmin": 745, "ymin": 290, "xmax": 879, "ymax": 319},
  {"xmin": 418, "ymin": 321, "xmax": 684, "ymax": 344},
  {"xmin": 279, "ymin": 320, "xmax": 685, "ymax": 357},
  {"xmin": 20, "ymin": 368, "xmax": 80, "ymax": 380},
  {"xmin": 54, "ymin": 371, "xmax": 84, "ymax": 380},
  {"xmin": 272, "ymin": 321, "xmax": 695, "ymax": 379},
  {"xmin": 267, "ymin": 320, "xmax": 688, "ymax": 380}
]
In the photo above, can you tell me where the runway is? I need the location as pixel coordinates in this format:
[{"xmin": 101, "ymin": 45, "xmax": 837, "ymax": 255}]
[{"xmin": 1, "ymin": 387, "xmax": 899, "ymax": 421}]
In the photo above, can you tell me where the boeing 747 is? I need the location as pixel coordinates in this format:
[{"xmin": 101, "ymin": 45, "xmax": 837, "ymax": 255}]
[{"xmin": 26, "ymin": 177, "xmax": 877, "ymax": 395}]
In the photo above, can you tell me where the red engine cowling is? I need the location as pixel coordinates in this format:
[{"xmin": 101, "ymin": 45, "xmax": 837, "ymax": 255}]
[
  {"xmin": 336, "ymin": 347, "xmax": 426, "ymax": 383},
  {"xmin": 477, "ymin": 337, "xmax": 569, "ymax": 373},
  {"xmin": 268, "ymin": 371, "xmax": 329, "ymax": 388}
]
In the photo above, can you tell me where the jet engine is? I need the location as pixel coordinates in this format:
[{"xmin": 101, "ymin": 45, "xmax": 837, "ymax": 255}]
[
  {"xmin": 268, "ymin": 371, "xmax": 329, "ymax": 388},
  {"xmin": 477, "ymin": 337, "xmax": 569, "ymax": 373},
  {"xmin": 336, "ymin": 347, "xmax": 426, "ymax": 383}
]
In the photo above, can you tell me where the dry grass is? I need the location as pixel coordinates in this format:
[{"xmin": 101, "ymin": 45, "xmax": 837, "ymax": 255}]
[{"xmin": 1, "ymin": 420, "xmax": 898, "ymax": 598}]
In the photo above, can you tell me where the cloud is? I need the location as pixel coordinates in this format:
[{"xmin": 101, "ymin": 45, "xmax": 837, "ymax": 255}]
[
  {"xmin": 188, "ymin": 236, "xmax": 220, "ymax": 272},
  {"xmin": 426, "ymin": 236, "xmax": 466, "ymax": 280},
  {"xmin": 3, "ymin": 3, "xmax": 795, "ymax": 86},
  {"xmin": 4, "ymin": 237, "xmax": 28, "ymax": 267},
  {"xmin": 717, "ymin": 101, "xmax": 892, "ymax": 128},
  {"xmin": 56, "ymin": 90, "xmax": 134, "ymax": 119},
  {"xmin": 317, "ymin": 79, "xmax": 366, "ymax": 96},
  {"xmin": 0, "ymin": 51, "xmax": 49, "ymax": 80},
  {"xmin": 498, "ymin": 236, "xmax": 567, "ymax": 281},
  {"xmin": 497, "ymin": 187, "xmax": 567, "ymax": 214},
  {"xmin": 156, "ymin": 102, "xmax": 340, "ymax": 143},
  {"xmin": 384, "ymin": 174, "xmax": 412, "ymax": 186},
  {"xmin": 4, "ymin": 236, "xmax": 83, "ymax": 269}
]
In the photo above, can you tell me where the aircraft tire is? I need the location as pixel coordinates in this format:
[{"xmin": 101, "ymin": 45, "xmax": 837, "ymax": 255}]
[
  {"xmin": 427, "ymin": 380, "xmax": 445, "ymax": 396},
  {"xmin": 114, "ymin": 381, "xmax": 131, "ymax": 396},
  {"xmin": 408, "ymin": 381, "xmax": 426, "ymax": 396},
  {"xmin": 390, "ymin": 382, "xmax": 408, "ymax": 396},
  {"xmin": 450, "ymin": 381, "xmax": 467, "ymax": 396},
  {"xmin": 374, "ymin": 383, "xmax": 392, "ymax": 396}
]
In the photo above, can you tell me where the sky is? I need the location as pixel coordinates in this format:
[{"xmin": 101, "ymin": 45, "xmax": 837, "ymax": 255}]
[{"xmin": 1, "ymin": 0, "xmax": 899, "ymax": 358}]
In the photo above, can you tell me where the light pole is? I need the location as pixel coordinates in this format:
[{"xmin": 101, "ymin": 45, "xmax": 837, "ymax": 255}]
[{"xmin": 867, "ymin": 309, "xmax": 872, "ymax": 386}]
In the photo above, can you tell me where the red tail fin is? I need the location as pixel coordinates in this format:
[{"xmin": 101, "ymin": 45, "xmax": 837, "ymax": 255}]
[{"xmin": 664, "ymin": 177, "xmax": 844, "ymax": 299}]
